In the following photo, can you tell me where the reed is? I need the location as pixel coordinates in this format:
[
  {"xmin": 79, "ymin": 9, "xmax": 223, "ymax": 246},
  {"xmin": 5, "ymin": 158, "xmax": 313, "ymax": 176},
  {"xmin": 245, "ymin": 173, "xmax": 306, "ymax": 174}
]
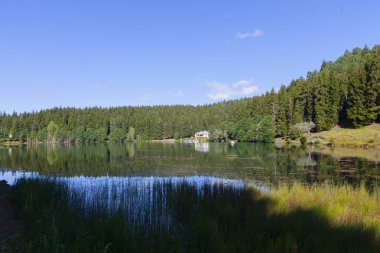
[{"xmin": 9, "ymin": 178, "xmax": 380, "ymax": 253}]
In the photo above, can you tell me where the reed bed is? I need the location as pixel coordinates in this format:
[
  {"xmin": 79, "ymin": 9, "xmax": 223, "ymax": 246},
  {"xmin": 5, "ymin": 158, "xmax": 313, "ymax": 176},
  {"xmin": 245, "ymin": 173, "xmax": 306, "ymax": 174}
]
[{"xmin": 7, "ymin": 177, "xmax": 380, "ymax": 253}]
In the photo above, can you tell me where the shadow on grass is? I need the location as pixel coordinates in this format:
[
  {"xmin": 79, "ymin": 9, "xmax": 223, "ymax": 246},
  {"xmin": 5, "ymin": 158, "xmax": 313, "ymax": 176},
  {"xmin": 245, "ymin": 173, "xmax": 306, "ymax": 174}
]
[{"xmin": 9, "ymin": 178, "xmax": 380, "ymax": 253}]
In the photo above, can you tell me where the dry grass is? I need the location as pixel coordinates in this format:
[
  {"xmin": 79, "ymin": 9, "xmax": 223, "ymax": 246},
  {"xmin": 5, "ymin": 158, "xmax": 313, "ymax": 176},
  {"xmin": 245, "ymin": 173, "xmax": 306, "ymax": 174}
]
[{"xmin": 312, "ymin": 123, "xmax": 380, "ymax": 148}]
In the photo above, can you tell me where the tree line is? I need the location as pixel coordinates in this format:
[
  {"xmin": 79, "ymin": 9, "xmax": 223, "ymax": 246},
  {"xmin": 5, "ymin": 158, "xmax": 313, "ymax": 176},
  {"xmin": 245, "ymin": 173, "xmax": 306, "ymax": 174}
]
[{"xmin": 0, "ymin": 45, "xmax": 379, "ymax": 143}]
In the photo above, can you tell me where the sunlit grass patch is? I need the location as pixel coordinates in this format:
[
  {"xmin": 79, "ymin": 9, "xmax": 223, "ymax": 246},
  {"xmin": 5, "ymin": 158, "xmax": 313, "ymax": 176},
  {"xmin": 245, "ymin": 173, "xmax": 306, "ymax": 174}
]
[
  {"xmin": 271, "ymin": 182, "xmax": 380, "ymax": 233},
  {"xmin": 312, "ymin": 123, "xmax": 380, "ymax": 147}
]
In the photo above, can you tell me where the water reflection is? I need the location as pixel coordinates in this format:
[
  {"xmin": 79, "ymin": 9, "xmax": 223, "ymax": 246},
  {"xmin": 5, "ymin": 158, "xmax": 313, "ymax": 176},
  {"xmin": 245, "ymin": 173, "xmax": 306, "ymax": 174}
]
[
  {"xmin": 4, "ymin": 143, "xmax": 380, "ymax": 252},
  {"xmin": 195, "ymin": 142, "xmax": 209, "ymax": 153},
  {"xmin": 0, "ymin": 143, "xmax": 379, "ymax": 187},
  {"xmin": 2, "ymin": 170, "xmax": 247, "ymax": 220},
  {"xmin": 0, "ymin": 170, "xmax": 38, "ymax": 185}
]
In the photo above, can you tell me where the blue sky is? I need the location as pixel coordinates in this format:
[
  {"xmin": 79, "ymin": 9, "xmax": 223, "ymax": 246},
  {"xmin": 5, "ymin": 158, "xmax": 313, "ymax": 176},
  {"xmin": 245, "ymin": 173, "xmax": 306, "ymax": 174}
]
[{"xmin": 1, "ymin": 0, "xmax": 379, "ymax": 113}]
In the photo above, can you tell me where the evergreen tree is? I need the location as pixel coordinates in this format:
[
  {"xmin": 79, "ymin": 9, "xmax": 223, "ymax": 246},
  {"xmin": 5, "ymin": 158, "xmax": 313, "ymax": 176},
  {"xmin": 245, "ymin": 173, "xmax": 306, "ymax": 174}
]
[
  {"xmin": 314, "ymin": 69, "xmax": 330, "ymax": 131},
  {"xmin": 368, "ymin": 46, "xmax": 380, "ymax": 123},
  {"xmin": 346, "ymin": 60, "xmax": 372, "ymax": 128},
  {"xmin": 1, "ymin": 45, "xmax": 379, "ymax": 142}
]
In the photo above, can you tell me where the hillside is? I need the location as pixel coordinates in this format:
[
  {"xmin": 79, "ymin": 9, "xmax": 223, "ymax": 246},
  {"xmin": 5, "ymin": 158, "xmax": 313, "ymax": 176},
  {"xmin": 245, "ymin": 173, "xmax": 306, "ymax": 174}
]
[{"xmin": 0, "ymin": 45, "xmax": 379, "ymax": 143}]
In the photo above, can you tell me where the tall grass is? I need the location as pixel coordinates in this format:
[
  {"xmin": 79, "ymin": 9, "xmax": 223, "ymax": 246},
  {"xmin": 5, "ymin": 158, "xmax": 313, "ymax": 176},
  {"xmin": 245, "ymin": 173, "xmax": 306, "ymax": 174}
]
[
  {"xmin": 271, "ymin": 182, "xmax": 380, "ymax": 234},
  {"xmin": 10, "ymin": 178, "xmax": 380, "ymax": 253}
]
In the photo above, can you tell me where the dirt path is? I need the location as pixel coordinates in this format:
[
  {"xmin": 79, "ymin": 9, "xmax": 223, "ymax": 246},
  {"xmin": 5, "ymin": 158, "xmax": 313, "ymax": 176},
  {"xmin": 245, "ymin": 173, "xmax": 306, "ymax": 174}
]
[{"xmin": 0, "ymin": 180, "xmax": 23, "ymax": 250}]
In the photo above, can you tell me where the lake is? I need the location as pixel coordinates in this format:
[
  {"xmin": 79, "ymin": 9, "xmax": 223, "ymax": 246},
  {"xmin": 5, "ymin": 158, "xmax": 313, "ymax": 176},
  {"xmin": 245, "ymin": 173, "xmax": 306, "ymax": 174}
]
[
  {"xmin": 1, "ymin": 142, "xmax": 379, "ymax": 189},
  {"xmin": 2, "ymin": 143, "xmax": 380, "ymax": 252}
]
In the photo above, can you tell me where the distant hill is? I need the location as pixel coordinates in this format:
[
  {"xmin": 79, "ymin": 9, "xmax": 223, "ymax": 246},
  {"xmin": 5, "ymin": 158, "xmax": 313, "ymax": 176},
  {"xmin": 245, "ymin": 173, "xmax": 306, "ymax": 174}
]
[{"xmin": 0, "ymin": 45, "xmax": 379, "ymax": 143}]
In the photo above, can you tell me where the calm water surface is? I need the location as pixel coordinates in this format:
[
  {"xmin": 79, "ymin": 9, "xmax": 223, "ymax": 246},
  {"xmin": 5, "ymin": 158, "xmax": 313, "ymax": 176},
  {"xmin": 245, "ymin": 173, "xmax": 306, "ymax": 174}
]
[
  {"xmin": 5, "ymin": 143, "xmax": 379, "ymax": 252},
  {"xmin": 0, "ymin": 142, "xmax": 379, "ymax": 189}
]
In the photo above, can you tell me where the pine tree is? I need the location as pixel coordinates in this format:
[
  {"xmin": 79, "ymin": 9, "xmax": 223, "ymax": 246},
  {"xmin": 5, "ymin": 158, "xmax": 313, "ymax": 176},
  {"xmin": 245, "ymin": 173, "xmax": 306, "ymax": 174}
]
[
  {"xmin": 346, "ymin": 58, "xmax": 374, "ymax": 128},
  {"xmin": 276, "ymin": 86, "xmax": 291, "ymax": 136},
  {"xmin": 368, "ymin": 46, "xmax": 380, "ymax": 123},
  {"xmin": 314, "ymin": 69, "xmax": 330, "ymax": 131}
]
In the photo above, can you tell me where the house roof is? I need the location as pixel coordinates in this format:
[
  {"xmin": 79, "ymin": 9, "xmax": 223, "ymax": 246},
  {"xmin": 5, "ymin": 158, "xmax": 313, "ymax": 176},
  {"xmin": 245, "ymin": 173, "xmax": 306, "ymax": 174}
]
[{"xmin": 195, "ymin": 130, "xmax": 209, "ymax": 135}]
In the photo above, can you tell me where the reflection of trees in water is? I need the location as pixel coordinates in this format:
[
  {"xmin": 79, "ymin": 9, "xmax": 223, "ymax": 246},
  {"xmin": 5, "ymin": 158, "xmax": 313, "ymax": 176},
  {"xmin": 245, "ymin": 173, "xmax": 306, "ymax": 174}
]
[
  {"xmin": 46, "ymin": 144, "xmax": 59, "ymax": 165},
  {"xmin": 0, "ymin": 143, "xmax": 379, "ymax": 187},
  {"xmin": 126, "ymin": 143, "xmax": 135, "ymax": 157}
]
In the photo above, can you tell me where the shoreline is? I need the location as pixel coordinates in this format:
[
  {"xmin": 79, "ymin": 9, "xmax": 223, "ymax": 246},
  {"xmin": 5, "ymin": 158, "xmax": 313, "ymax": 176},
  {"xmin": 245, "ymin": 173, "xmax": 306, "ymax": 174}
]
[
  {"xmin": 275, "ymin": 138, "xmax": 380, "ymax": 149},
  {"xmin": 1, "ymin": 139, "xmax": 379, "ymax": 149},
  {"xmin": 1, "ymin": 123, "xmax": 379, "ymax": 149}
]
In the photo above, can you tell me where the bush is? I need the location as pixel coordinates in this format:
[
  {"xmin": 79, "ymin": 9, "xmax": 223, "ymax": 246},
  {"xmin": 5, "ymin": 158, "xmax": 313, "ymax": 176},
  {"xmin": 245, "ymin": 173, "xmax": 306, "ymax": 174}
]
[
  {"xmin": 235, "ymin": 116, "xmax": 275, "ymax": 143},
  {"xmin": 289, "ymin": 126, "xmax": 302, "ymax": 140},
  {"xmin": 109, "ymin": 128, "xmax": 126, "ymax": 142},
  {"xmin": 300, "ymin": 136, "xmax": 307, "ymax": 145}
]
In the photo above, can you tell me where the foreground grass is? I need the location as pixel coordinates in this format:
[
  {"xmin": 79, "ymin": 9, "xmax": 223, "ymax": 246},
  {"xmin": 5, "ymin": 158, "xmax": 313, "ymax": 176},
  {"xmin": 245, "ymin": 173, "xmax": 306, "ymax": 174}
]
[
  {"xmin": 271, "ymin": 183, "xmax": 380, "ymax": 234},
  {"xmin": 8, "ymin": 178, "xmax": 380, "ymax": 253},
  {"xmin": 312, "ymin": 123, "xmax": 380, "ymax": 148}
]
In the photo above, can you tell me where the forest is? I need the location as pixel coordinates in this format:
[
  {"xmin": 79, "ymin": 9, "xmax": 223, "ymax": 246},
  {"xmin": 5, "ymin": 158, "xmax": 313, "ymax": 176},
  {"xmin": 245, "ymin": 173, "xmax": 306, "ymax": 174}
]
[{"xmin": 0, "ymin": 45, "xmax": 379, "ymax": 143}]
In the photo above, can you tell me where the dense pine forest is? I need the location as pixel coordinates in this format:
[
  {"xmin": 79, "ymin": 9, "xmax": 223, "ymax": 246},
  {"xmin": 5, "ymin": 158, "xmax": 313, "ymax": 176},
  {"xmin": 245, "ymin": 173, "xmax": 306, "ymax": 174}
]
[{"xmin": 0, "ymin": 45, "xmax": 379, "ymax": 143}]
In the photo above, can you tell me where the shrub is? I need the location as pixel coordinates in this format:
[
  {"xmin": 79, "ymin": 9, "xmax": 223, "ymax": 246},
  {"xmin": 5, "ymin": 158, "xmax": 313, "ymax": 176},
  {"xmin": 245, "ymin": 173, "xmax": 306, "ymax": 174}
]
[
  {"xmin": 289, "ymin": 126, "xmax": 302, "ymax": 140},
  {"xmin": 300, "ymin": 136, "xmax": 307, "ymax": 145}
]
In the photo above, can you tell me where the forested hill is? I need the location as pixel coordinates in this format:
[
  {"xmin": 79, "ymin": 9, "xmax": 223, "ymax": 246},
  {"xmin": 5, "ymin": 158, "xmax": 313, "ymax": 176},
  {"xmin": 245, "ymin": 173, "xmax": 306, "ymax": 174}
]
[{"xmin": 1, "ymin": 45, "xmax": 379, "ymax": 143}]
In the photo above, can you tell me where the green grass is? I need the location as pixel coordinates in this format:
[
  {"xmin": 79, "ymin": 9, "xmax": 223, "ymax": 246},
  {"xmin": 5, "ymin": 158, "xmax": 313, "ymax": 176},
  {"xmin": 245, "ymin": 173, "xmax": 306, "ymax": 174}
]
[
  {"xmin": 276, "ymin": 123, "xmax": 380, "ymax": 148},
  {"xmin": 8, "ymin": 178, "xmax": 380, "ymax": 253},
  {"xmin": 312, "ymin": 123, "xmax": 380, "ymax": 148},
  {"xmin": 271, "ymin": 182, "xmax": 380, "ymax": 234}
]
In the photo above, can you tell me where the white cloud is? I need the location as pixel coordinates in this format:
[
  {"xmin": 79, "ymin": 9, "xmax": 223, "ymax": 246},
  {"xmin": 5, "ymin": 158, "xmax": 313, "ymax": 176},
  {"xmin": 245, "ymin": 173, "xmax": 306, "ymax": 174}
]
[
  {"xmin": 236, "ymin": 28, "xmax": 263, "ymax": 39},
  {"xmin": 169, "ymin": 90, "xmax": 183, "ymax": 98},
  {"xmin": 232, "ymin": 80, "xmax": 259, "ymax": 95},
  {"xmin": 206, "ymin": 81, "xmax": 232, "ymax": 100},
  {"xmin": 207, "ymin": 80, "xmax": 259, "ymax": 100}
]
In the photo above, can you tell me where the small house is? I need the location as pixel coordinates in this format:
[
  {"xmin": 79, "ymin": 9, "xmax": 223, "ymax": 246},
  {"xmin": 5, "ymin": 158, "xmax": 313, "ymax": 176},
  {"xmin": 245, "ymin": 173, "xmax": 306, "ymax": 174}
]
[{"xmin": 194, "ymin": 130, "xmax": 209, "ymax": 139}]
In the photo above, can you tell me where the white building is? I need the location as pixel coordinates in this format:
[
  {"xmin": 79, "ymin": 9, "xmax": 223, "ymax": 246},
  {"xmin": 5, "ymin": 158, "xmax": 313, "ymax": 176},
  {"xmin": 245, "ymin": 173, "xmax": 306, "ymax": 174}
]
[{"xmin": 194, "ymin": 130, "xmax": 209, "ymax": 139}]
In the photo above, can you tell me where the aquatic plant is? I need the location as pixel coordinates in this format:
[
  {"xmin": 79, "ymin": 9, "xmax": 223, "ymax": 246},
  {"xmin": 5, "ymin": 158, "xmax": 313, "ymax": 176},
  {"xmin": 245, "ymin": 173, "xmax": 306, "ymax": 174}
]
[{"xmin": 10, "ymin": 178, "xmax": 380, "ymax": 252}]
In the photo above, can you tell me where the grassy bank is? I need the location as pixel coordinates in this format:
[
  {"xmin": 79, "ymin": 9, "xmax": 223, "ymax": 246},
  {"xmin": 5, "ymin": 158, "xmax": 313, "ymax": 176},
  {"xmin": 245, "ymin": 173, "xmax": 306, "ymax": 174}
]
[
  {"xmin": 271, "ymin": 183, "xmax": 380, "ymax": 233},
  {"xmin": 276, "ymin": 123, "xmax": 380, "ymax": 148},
  {"xmin": 6, "ymin": 178, "xmax": 380, "ymax": 253},
  {"xmin": 312, "ymin": 123, "xmax": 380, "ymax": 148}
]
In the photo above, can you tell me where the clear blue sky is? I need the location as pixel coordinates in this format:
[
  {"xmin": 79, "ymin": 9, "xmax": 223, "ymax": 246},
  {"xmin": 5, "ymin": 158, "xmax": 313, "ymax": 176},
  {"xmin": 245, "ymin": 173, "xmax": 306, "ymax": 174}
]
[{"xmin": 1, "ymin": 0, "xmax": 379, "ymax": 113}]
